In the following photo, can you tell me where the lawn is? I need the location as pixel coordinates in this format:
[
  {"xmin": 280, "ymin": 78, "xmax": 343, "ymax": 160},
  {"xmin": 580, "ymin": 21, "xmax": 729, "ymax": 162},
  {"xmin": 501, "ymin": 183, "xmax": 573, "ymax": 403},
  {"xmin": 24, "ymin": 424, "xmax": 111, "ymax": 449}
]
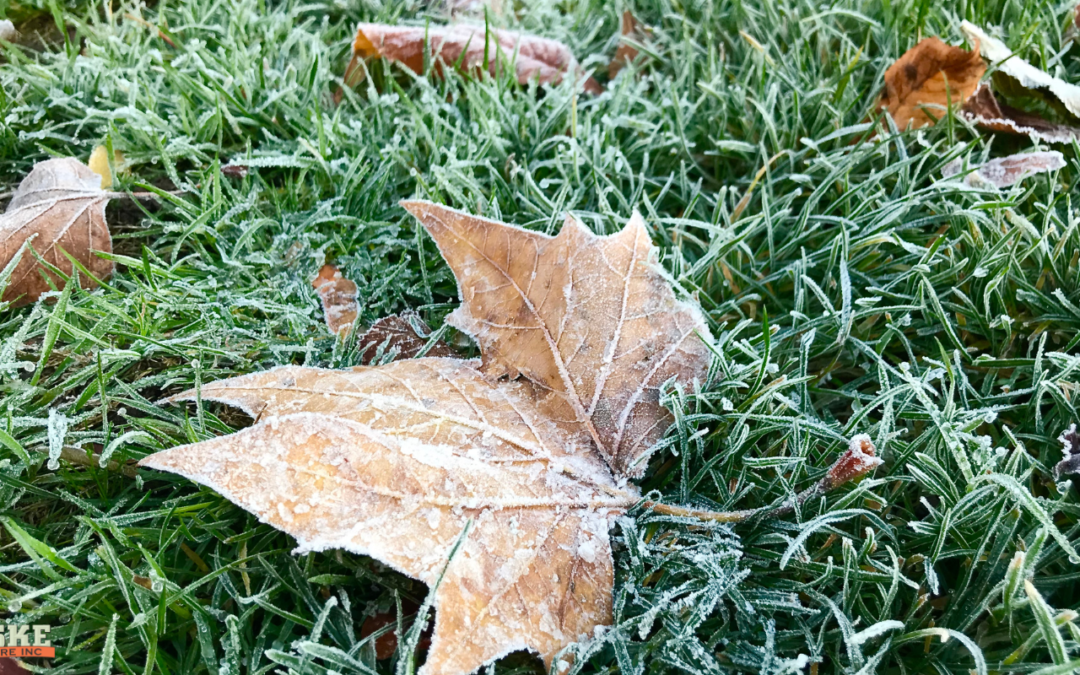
[{"xmin": 1, "ymin": 0, "xmax": 1080, "ymax": 673}]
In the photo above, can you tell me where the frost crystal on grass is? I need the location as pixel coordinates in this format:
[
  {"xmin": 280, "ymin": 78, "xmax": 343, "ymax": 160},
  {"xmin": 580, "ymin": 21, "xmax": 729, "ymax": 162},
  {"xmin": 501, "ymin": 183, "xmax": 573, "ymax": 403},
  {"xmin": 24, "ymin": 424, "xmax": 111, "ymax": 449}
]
[{"xmin": 46, "ymin": 409, "xmax": 68, "ymax": 471}]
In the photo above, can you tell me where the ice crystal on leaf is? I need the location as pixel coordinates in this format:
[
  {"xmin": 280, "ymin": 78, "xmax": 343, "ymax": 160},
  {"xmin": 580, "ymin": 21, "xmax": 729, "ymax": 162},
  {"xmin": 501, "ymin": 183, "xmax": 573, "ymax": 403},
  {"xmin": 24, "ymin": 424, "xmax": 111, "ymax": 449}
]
[{"xmin": 139, "ymin": 202, "xmax": 714, "ymax": 675}]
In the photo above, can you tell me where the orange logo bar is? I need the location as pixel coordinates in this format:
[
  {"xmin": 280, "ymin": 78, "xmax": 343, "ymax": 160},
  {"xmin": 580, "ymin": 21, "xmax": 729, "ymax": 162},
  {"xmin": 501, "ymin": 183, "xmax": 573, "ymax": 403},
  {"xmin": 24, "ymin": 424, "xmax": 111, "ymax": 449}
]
[{"xmin": 0, "ymin": 646, "xmax": 55, "ymax": 658}]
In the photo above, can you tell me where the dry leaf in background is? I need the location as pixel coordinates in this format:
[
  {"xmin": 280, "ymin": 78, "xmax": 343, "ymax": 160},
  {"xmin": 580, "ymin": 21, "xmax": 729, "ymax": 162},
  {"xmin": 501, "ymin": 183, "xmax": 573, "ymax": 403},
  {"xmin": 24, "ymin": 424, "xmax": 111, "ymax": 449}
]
[
  {"xmin": 0, "ymin": 20, "xmax": 17, "ymax": 42},
  {"xmin": 357, "ymin": 310, "xmax": 457, "ymax": 364},
  {"xmin": 961, "ymin": 21, "xmax": 1080, "ymax": 118},
  {"xmin": 402, "ymin": 201, "xmax": 714, "ymax": 477},
  {"xmin": 942, "ymin": 150, "xmax": 1065, "ymax": 188},
  {"xmin": 1055, "ymin": 424, "xmax": 1080, "ymax": 480},
  {"xmin": 962, "ymin": 83, "xmax": 1080, "ymax": 143},
  {"xmin": 0, "ymin": 157, "xmax": 114, "ymax": 306},
  {"xmin": 140, "ymin": 203, "xmax": 715, "ymax": 675},
  {"xmin": 312, "ymin": 263, "xmax": 359, "ymax": 336},
  {"xmin": 879, "ymin": 37, "xmax": 985, "ymax": 129},
  {"xmin": 446, "ymin": 0, "xmax": 504, "ymax": 18},
  {"xmin": 351, "ymin": 23, "xmax": 601, "ymax": 93},
  {"xmin": 608, "ymin": 10, "xmax": 651, "ymax": 78},
  {"xmin": 360, "ymin": 601, "xmax": 428, "ymax": 659},
  {"xmin": 959, "ymin": 22, "xmax": 1080, "ymax": 143},
  {"xmin": 87, "ymin": 145, "xmax": 125, "ymax": 189}
]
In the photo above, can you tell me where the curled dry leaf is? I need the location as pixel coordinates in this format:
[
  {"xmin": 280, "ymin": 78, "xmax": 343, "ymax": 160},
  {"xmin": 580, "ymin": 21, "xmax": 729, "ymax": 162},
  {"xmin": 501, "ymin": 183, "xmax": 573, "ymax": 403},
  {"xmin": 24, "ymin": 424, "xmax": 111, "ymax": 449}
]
[
  {"xmin": 312, "ymin": 263, "xmax": 359, "ymax": 336},
  {"xmin": 140, "ymin": 204, "xmax": 714, "ymax": 675},
  {"xmin": 879, "ymin": 37, "xmax": 985, "ymax": 130},
  {"xmin": 962, "ymin": 83, "xmax": 1080, "ymax": 143},
  {"xmin": 961, "ymin": 21, "xmax": 1080, "ymax": 119},
  {"xmin": 608, "ymin": 10, "xmax": 651, "ymax": 78},
  {"xmin": 357, "ymin": 310, "xmax": 457, "ymax": 364},
  {"xmin": 942, "ymin": 150, "xmax": 1065, "ymax": 188},
  {"xmin": 823, "ymin": 434, "xmax": 882, "ymax": 490},
  {"xmin": 352, "ymin": 23, "xmax": 601, "ymax": 94},
  {"xmin": 0, "ymin": 157, "xmax": 114, "ymax": 306},
  {"xmin": 956, "ymin": 22, "xmax": 1080, "ymax": 143}
]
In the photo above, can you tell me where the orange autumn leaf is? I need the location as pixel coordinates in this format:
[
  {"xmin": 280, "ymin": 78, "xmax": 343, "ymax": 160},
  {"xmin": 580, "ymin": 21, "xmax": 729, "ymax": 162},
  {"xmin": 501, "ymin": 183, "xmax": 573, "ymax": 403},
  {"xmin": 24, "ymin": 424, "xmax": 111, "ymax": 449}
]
[
  {"xmin": 140, "ymin": 203, "xmax": 714, "ymax": 675},
  {"xmin": 352, "ymin": 23, "xmax": 601, "ymax": 93},
  {"xmin": 879, "ymin": 37, "xmax": 985, "ymax": 130},
  {"xmin": 312, "ymin": 263, "xmax": 359, "ymax": 336}
]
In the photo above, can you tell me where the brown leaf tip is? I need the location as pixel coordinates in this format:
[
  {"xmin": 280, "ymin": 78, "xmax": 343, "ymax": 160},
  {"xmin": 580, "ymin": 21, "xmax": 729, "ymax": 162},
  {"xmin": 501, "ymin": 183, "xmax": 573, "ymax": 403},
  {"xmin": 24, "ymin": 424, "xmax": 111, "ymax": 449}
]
[{"xmin": 825, "ymin": 434, "xmax": 883, "ymax": 489}]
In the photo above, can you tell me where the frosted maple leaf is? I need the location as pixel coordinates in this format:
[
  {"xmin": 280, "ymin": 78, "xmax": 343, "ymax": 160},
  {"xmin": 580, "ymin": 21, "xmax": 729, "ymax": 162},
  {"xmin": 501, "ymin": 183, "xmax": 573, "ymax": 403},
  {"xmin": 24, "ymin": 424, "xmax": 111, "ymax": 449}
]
[{"xmin": 140, "ymin": 202, "xmax": 714, "ymax": 675}]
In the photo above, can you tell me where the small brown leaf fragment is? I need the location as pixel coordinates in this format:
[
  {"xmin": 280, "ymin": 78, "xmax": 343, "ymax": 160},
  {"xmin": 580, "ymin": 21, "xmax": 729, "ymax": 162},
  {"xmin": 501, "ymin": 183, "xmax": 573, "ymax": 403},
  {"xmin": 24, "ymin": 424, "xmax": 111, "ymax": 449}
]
[
  {"xmin": 0, "ymin": 157, "xmax": 115, "ymax": 306},
  {"xmin": 353, "ymin": 23, "xmax": 600, "ymax": 93},
  {"xmin": 962, "ymin": 83, "xmax": 1080, "ymax": 143},
  {"xmin": 942, "ymin": 150, "xmax": 1065, "ymax": 188},
  {"xmin": 823, "ymin": 434, "xmax": 882, "ymax": 490},
  {"xmin": 0, "ymin": 658, "xmax": 31, "ymax": 675},
  {"xmin": 360, "ymin": 610, "xmax": 401, "ymax": 660},
  {"xmin": 402, "ymin": 201, "xmax": 714, "ymax": 477},
  {"xmin": 357, "ymin": 311, "xmax": 457, "ymax": 364},
  {"xmin": 879, "ymin": 37, "xmax": 985, "ymax": 130},
  {"xmin": 1054, "ymin": 424, "xmax": 1080, "ymax": 480},
  {"xmin": 312, "ymin": 264, "xmax": 359, "ymax": 337},
  {"xmin": 608, "ymin": 11, "xmax": 651, "ymax": 78},
  {"xmin": 360, "ymin": 602, "xmax": 428, "ymax": 659},
  {"xmin": 220, "ymin": 163, "xmax": 249, "ymax": 178}
]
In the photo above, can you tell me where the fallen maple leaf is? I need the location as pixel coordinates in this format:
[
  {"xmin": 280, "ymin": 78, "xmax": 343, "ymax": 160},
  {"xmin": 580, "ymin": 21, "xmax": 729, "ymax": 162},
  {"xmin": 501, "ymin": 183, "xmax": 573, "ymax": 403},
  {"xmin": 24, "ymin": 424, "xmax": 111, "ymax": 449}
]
[
  {"xmin": 140, "ymin": 203, "xmax": 715, "ymax": 674},
  {"xmin": 357, "ymin": 310, "xmax": 458, "ymax": 364},
  {"xmin": 351, "ymin": 23, "xmax": 601, "ymax": 93},
  {"xmin": 608, "ymin": 10, "xmax": 651, "ymax": 79},
  {"xmin": 0, "ymin": 157, "xmax": 115, "ymax": 306},
  {"xmin": 942, "ymin": 150, "xmax": 1065, "ymax": 188},
  {"xmin": 312, "ymin": 263, "xmax": 359, "ymax": 337},
  {"xmin": 879, "ymin": 37, "xmax": 985, "ymax": 130}
]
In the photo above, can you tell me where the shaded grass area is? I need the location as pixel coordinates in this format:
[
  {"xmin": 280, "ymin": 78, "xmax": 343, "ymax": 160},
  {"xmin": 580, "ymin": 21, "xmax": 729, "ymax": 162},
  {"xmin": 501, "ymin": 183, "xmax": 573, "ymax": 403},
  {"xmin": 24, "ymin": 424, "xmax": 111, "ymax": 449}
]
[{"xmin": 2, "ymin": 0, "xmax": 1080, "ymax": 673}]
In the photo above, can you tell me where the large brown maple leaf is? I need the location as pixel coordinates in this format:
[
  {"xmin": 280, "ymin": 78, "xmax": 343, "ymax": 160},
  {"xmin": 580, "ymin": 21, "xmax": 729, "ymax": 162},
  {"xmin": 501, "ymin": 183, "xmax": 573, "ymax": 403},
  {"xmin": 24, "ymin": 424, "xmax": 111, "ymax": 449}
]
[{"xmin": 139, "ymin": 203, "xmax": 713, "ymax": 675}]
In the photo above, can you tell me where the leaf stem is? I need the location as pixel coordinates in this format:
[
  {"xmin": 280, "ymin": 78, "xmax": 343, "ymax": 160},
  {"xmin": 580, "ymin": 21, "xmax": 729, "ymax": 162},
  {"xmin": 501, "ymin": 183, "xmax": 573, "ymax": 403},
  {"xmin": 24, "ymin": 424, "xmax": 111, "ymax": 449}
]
[{"xmin": 643, "ymin": 434, "xmax": 882, "ymax": 524}]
